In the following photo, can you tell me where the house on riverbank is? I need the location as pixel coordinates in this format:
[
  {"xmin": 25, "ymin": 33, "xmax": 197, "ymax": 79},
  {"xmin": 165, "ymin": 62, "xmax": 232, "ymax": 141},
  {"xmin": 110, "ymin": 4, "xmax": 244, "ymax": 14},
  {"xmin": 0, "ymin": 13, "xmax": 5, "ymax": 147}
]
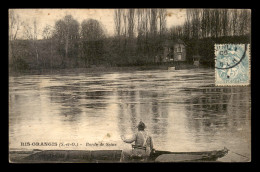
[{"xmin": 162, "ymin": 39, "xmax": 186, "ymax": 63}]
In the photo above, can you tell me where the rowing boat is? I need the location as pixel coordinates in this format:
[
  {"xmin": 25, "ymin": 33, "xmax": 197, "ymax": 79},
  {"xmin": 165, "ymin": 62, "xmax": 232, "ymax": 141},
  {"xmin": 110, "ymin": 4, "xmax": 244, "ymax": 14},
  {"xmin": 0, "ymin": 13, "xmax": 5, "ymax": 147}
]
[
  {"xmin": 11, "ymin": 147, "xmax": 228, "ymax": 163},
  {"xmin": 149, "ymin": 147, "xmax": 229, "ymax": 162}
]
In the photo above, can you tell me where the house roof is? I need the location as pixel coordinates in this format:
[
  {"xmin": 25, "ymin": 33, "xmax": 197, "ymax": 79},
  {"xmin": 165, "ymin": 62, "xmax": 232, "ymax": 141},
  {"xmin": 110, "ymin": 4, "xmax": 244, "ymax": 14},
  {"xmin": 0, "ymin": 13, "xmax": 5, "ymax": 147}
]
[{"xmin": 164, "ymin": 39, "xmax": 186, "ymax": 47}]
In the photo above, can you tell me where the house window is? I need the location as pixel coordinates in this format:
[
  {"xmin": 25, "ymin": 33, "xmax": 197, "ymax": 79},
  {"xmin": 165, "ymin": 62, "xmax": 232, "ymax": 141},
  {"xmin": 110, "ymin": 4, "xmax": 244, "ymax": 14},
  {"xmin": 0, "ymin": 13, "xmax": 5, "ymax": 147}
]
[{"xmin": 177, "ymin": 46, "xmax": 182, "ymax": 53}]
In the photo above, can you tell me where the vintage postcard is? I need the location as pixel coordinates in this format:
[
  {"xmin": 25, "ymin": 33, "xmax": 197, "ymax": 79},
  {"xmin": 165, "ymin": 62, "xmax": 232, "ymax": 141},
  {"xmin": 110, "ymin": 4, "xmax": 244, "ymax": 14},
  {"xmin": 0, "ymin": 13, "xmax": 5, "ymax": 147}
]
[{"xmin": 9, "ymin": 8, "xmax": 251, "ymax": 163}]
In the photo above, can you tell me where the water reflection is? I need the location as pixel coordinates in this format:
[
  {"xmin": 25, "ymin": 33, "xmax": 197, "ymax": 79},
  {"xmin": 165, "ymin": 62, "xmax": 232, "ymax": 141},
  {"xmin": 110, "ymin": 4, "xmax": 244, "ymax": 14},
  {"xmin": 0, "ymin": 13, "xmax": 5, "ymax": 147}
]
[
  {"xmin": 116, "ymin": 89, "xmax": 169, "ymax": 138},
  {"xmin": 184, "ymin": 86, "xmax": 250, "ymax": 145}
]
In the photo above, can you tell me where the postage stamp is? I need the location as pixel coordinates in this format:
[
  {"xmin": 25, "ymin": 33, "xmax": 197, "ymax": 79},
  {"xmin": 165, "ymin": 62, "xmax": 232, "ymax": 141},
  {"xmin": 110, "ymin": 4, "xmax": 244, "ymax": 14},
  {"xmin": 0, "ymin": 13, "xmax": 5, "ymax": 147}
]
[{"xmin": 215, "ymin": 44, "xmax": 251, "ymax": 86}]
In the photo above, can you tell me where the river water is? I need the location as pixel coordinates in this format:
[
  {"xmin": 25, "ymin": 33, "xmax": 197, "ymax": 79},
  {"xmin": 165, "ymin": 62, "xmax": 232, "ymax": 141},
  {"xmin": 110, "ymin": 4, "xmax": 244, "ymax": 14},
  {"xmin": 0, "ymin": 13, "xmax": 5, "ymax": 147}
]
[{"xmin": 9, "ymin": 68, "xmax": 251, "ymax": 162}]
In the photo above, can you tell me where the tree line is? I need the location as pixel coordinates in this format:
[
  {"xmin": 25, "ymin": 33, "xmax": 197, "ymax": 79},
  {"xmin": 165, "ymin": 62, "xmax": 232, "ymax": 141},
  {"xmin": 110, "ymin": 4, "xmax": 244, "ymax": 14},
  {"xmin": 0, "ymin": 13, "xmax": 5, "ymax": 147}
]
[
  {"xmin": 169, "ymin": 9, "xmax": 251, "ymax": 39},
  {"xmin": 169, "ymin": 9, "xmax": 251, "ymax": 63},
  {"xmin": 9, "ymin": 9, "xmax": 251, "ymax": 71},
  {"xmin": 112, "ymin": 9, "xmax": 168, "ymax": 65}
]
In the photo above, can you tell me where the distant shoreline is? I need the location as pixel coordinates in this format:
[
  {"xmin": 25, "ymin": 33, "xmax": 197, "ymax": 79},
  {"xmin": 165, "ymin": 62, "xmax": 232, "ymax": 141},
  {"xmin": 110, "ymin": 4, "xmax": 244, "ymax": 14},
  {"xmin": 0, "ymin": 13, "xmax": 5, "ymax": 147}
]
[{"xmin": 9, "ymin": 63, "xmax": 214, "ymax": 76}]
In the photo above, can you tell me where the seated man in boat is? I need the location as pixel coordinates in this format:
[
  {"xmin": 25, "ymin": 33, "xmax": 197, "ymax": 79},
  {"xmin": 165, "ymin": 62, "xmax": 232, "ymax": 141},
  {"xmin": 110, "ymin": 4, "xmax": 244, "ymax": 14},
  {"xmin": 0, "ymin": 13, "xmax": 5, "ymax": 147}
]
[{"xmin": 120, "ymin": 121, "xmax": 154, "ymax": 162}]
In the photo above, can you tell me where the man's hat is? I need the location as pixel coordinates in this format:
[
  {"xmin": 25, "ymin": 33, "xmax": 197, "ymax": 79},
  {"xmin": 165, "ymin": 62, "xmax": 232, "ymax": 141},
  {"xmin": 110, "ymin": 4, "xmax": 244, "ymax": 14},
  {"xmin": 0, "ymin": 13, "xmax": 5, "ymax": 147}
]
[{"xmin": 137, "ymin": 121, "xmax": 146, "ymax": 130}]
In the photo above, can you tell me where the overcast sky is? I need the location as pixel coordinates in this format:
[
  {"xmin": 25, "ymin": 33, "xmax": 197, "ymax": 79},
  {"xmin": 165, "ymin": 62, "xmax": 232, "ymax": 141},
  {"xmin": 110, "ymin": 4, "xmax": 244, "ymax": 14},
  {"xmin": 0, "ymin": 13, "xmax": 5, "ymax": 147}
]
[{"xmin": 11, "ymin": 9, "xmax": 187, "ymax": 39}]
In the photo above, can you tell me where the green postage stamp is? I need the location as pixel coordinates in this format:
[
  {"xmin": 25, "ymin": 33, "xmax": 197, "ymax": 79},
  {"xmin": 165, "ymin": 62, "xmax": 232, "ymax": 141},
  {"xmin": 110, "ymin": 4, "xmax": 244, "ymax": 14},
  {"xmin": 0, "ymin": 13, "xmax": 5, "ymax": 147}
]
[{"xmin": 215, "ymin": 44, "xmax": 251, "ymax": 86}]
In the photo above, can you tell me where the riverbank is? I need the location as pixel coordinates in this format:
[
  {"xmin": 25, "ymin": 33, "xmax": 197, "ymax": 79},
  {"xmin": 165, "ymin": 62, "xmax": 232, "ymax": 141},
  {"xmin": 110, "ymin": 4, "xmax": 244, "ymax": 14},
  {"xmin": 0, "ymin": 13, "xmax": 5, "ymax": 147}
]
[
  {"xmin": 9, "ymin": 63, "xmax": 213, "ymax": 76},
  {"xmin": 9, "ymin": 66, "xmax": 159, "ymax": 76}
]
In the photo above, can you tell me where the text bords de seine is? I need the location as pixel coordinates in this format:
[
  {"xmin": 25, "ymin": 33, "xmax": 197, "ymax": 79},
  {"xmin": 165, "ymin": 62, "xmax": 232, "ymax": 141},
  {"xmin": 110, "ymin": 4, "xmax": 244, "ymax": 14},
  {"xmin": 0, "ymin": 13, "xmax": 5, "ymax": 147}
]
[{"xmin": 20, "ymin": 142, "xmax": 116, "ymax": 147}]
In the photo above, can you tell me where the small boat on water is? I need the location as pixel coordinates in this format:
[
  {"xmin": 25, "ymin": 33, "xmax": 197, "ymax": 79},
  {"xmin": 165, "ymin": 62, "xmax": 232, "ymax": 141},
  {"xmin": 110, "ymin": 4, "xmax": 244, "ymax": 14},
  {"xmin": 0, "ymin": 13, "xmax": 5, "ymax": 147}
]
[{"xmin": 11, "ymin": 147, "xmax": 228, "ymax": 163}]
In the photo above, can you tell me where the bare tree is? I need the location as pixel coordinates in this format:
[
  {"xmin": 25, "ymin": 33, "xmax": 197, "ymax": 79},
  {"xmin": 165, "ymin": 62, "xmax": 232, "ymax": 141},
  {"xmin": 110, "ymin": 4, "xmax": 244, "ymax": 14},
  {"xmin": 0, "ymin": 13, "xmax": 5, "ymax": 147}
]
[
  {"xmin": 127, "ymin": 9, "xmax": 135, "ymax": 39},
  {"xmin": 127, "ymin": 9, "xmax": 136, "ymax": 61},
  {"xmin": 142, "ymin": 8, "xmax": 151, "ymax": 61},
  {"xmin": 245, "ymin": 10, "xmax": 251, "ymax": 35},
  {"xmin": 150, "ymin": 9, "xmax": 158, "ymax": 36},
  {"xmin": 200, "ymin": 9, "xmax": 207, "ymax": 38},
  {"xmin": 137, "ymin": 9, "xmax": 144, "ymax": 38},
  {"xmin": 42, "ymin": 25, "xmax": 54, "ymax": 68},
  {"xmin": 230, "ymin": 9, "xmax": 239, "ymax": 36},
  {"xmin": 184, "ymin": 9, "xmax": 193, "ymax": 38},
  {"xmin": 114, "ymin": 9, "xmax": 122, "ymax": 37},
  {"xmin": 9, "ymin": 10, "xmax": 21, "ymax": 41},
  {"xmin": 215, "ymin": 9, "xmax": 221, "ymax": 38},
  {"xmin": 9, "ymin": 10, "xmax": 22, "ymax": 68},
  {"xmin": 42, "ymin": 25, "xmax": 53, "ymax": 39},
  {"xmin": 64, "ymin": 16, "xmax": 70, "ymax": 61},
  {"xmin": 122, "ymin": 9, "xmax": 128, "ymax": 47},
  {"xmin": 144, "ymin": 9, "xmax": 151, "ymax": 39},
  {"xmin": 23, "ymin": 19, "xmax": 40, "ymax": 66},
  {"xmin": 158, "ymin": 9, "xmax": 167, "ymax": 37},
  {"xmin": 238, "ymin": 9, "xmax": 251, "ymax": 36},
  {"xmin": 220, "ymin": 9, "xmax": 229, "ymax": 37},
  {"xmin": 191, "ymin": 9, "xmax": 201, "ymax": 39}
]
